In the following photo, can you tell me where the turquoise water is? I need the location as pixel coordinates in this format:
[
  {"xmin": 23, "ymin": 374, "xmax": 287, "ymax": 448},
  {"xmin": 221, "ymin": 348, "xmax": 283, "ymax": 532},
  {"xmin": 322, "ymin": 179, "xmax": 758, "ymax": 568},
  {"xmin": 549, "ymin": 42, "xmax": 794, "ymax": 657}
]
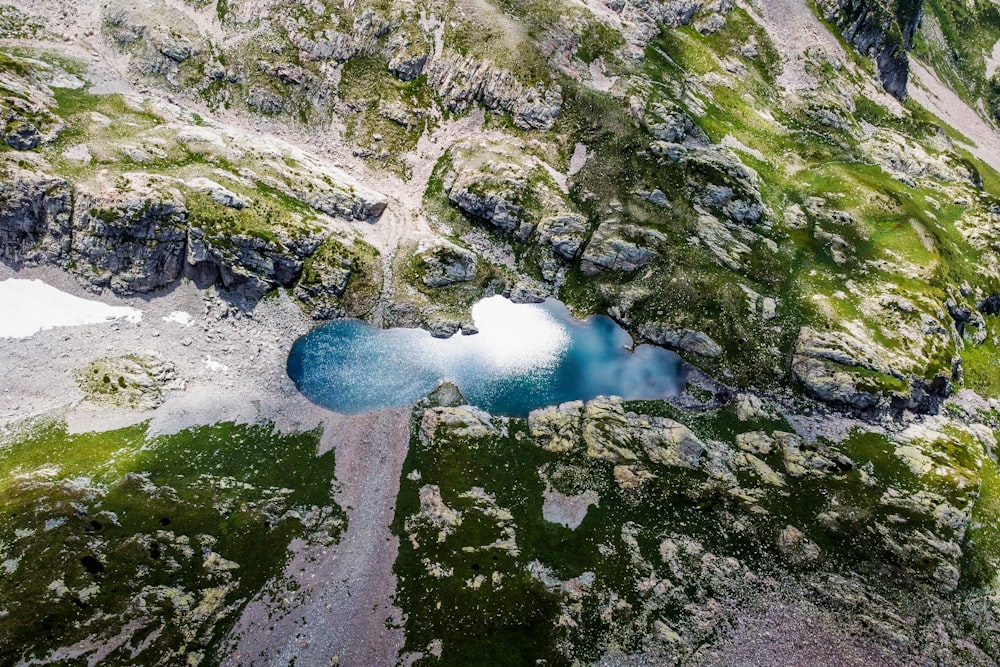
[{"xmin": 287, "ymin": 296, "xmax": 686, "ymax": 416}]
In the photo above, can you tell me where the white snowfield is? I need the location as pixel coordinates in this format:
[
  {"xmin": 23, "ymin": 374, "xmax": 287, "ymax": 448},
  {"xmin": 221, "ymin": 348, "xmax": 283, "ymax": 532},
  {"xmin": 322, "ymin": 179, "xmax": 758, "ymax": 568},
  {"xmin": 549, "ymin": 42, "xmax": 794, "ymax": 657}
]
[
  {"xmin": 163, "ymin": 311, "xmax": 194, "ymax": 326},
  {"xmin": 0, "ymin": 279, "xmax": 142, "ymax": 338}
]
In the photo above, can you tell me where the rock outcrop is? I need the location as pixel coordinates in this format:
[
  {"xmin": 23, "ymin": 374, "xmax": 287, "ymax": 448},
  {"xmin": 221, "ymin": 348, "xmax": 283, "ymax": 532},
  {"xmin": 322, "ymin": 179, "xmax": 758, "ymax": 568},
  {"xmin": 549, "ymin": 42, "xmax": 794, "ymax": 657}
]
[
  {"xmin": 580, "ymin": 221, "xmax": 663, "ymax": 274},
  {"xmin": 815, "ymin": 0, "xmax": 924, "ymax": 99},
  {"xmin": 418, "ymin": 243, "xmax": 478, "ymax": 288},
  {"xmin": 71, "ymin": 175, "xmax": 188, "ymax": 294},
  {"xmin": 0, "ymin": 165, "xmax": 73, "ymax": 265},
  {"xmin": 535, "ymin": 214, "xmax": 589, "ymax": 260},
  {"xmin": 638, "ymin": 322, "xmax": 723, "ymax": 358},
  {"xmin": 443, "ymin": 138, "xmax": 575, "ymax": 245},
  {"xmin": 650, "ymin": 142, "xmax": 764, "ymax": 225},
  {"xmin": 426, "ymin": 55, "xmax": 562, "ymax": 130},
  {"xmin": 0, "ymin": 166, "xmax": 364, "ymax": 301},
  {"xmin": 791, "ymin": 326, "xmax": 952, "ymax": 413},
  {"xmin": 529, "ymin": 396, "xmax": 707, "ymax": 471}
]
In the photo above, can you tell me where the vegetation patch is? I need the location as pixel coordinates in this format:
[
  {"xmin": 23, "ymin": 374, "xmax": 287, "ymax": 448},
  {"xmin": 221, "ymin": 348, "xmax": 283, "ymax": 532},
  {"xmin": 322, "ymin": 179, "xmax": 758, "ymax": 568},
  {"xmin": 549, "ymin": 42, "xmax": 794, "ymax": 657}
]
[{"xmin": 0, "ymin": 418, "xmax": 343, "ymax": 666}]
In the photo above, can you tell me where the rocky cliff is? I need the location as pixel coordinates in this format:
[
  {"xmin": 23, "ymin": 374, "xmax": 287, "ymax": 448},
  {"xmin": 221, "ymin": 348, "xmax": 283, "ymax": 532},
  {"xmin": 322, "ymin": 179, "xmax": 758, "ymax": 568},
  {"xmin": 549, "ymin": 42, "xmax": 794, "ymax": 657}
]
[{"xmin": 816, "ymin": 0, "xmax": 924, "ymax": 99}]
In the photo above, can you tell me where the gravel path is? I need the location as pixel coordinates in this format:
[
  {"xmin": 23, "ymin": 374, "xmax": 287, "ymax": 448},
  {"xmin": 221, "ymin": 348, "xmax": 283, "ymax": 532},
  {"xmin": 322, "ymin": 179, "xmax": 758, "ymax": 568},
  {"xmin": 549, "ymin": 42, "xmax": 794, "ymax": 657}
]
[
  {"xmin": 746, "ymin": 0, "xmax": 847, "ymax": 93},
  {"xmin": 908, "ymin": 57, "xmax": 1000, "ymax": 173},
  {"xmin": 223, "ymin": 408, "xmax": 411, "ymax": 667},
  {"xmin": 703, "ymin": 595, "xmax": 904, "ymax": 667},
  {"xmin": 745, "ymin": 0, "xmax": 902, "ymax": 112}
]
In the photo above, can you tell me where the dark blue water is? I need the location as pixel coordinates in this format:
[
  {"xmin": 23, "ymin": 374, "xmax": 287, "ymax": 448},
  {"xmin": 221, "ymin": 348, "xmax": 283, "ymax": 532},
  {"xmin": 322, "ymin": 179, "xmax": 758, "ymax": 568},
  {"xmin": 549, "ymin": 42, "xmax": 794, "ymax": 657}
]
[{"xmin": 287, "ymin": 296, "xmax": 686, "ymax": 416}]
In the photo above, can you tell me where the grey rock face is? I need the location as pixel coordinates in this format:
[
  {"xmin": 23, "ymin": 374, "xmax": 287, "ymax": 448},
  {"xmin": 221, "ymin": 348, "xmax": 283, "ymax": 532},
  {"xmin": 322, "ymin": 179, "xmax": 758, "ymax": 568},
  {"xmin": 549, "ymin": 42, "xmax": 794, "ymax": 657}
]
[
  {"xmin": 4, "ymin": 121, "xmax": 41, "ymax": 150},
  {"xmin": 529, "ymin": 396, "xmax": 708, "ymax": 470},
  {"xmin": 419, "ymin": 244, "xmax": 478, "ymax": 288},
  {"xmin": 638, "ymin": 322, "xmax": 724, "ymax": 358},
  {"xmin": 787, "ymin": 326, "xmax": 952, "ymax": 413},
  {"xmin": 297, "ymin": 8, "xmax": 391, "ymax": 63},
  {"xmin": 791, "ymin": 327, "xmax": 883, "ymax": 410},
  {"xmin": 652, "ymin": 142, "xmax": 765, "ymax": 225},
  {"xmin": 0, "ymin": 168, "xmax": 73, "ymax": 265},
  {"xmin": 296, "ymin": 183, "xmax": 388, "ymax": 224},
  {"xmin": 261, "ymin": 62, "xmax": 308, "ymax": 86},
  {"xmin": 294, "ymin": 268, "xmax": 351, "ymax": 319},
  {"xmin": 104, "ymin": 0, "xmax": 203, "ymax": 85},
  {"xmin": 426, "ymin": 55, "xmax": 562, "ymax": 130},
  {"xmin": 449, "ymin": 181, "xmax": 524, "ymax": 234},
  {"xmin": 292, "ymin": 241, "xmax": 355, "ymax": 320},
  {"xmin": 604, "ymin": 0, "xmax": 734, "ymax": 46},
  {"xmin": 580, "ymin": 221, "xmax": 663, "ymax": 274},
  {"xmin": 536, "ymin": 214, "xmax": 589, "ymax": 260},
  {"xmin": 246, "ymin": 87, "xmax": 287, "ymax": 114},
  {"xmin": 300, "ymin": 31, "xmax": 357, "ymax": 62},
  {"xmin": 388, "ymin": 53, "xmax": 428, "ymax": 81},
  {"xmin": 71, "ymin": 183, "xmax": 188, "ymax": 294},
  {"xmin": 509, "ymin": 281, "xmax": 550, "ymax": 304},
  {"xmin": 814, "ymin": 0, "xmax": 921, "ymax": 100},
  {"xmin": 0, "ymin": 167, "xmax": 339, "ymax": 301},
  {"xmin": 188, "ymin": 226, "xmax": 323, "ymax": 300}
]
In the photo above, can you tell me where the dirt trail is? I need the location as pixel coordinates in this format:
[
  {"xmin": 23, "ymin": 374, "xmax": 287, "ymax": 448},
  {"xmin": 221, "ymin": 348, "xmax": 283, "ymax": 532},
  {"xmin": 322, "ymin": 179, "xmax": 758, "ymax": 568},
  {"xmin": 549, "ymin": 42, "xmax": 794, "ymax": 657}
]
[
  {"xmin": 224, "ymin": 408, "xmax": 412, "ymax": 667},
  {"xmin": 745, "ymin": 0, "xmax": 902, "ymax": 112},
  {"xmin": 908, "ymin": 57, "xmax": 1000, "ymax": 174},
  {"xmin": 746, "ymin": 0, "xmax": 847, "ymax": 92}
]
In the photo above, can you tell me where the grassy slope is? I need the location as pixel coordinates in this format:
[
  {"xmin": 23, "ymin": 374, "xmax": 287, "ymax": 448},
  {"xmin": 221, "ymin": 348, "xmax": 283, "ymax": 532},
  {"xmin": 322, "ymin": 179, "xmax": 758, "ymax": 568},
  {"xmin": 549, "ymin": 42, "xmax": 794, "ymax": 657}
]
[{"xmin": 0, "ymin": 419, "xmax": 343, "ymax": 666}]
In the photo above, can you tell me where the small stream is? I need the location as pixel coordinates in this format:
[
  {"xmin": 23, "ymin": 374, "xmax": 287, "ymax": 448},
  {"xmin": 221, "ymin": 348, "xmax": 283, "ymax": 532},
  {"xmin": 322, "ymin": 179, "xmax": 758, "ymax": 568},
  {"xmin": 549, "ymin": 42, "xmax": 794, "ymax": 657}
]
[{"xmin": 287, "ymin": 296, "xmax": 686, "ymax": 416}]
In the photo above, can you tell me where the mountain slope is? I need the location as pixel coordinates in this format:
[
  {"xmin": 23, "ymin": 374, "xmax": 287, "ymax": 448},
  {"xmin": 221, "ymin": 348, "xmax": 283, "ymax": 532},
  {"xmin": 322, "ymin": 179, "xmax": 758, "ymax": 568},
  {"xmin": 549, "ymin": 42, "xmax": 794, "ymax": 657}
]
[{"xmin": 1, "ymin": 0, "xmax": 1000, "ymax": 664}]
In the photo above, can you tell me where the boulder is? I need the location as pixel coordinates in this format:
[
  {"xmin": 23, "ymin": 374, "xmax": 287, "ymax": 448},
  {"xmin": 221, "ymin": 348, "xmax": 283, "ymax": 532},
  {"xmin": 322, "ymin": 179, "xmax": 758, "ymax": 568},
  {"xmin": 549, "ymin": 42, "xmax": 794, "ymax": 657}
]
[
  {"xmin": 580, "ymin": 221, "xmax": 662, "ymax": 274},
  {"xmin": 735, "ymin": 431, "xmax": 773, "ymax": 455},
  {"xmin": 535, "ymin": 213, "xmax": 588, "ymax": 260},
  {"xmin": 186, "ymin": 177, "xmax": 247, "ymax": 210},
  {"xmin": 635, "ymin": 414, "xmax": 705, "ymax": 468},
  {"xmin": 4, "ymin": 121, "xmax": 41, "ymax": 150},
  {"xmin": 420, "ymin": 406, "xmax": 496, "ymax": 443},
  {"xmin": 777, "ymin": 431, "xmax": 853, "ymax": 477},
  {"xmin": 638, "ymin": 322, "xmax": 723, "ymax": 358},
  {"xmin": 979, "ymin": 293, "xmax": 1000, "ymax": 316},
  {"xmin": 777, "ymin": 525, "xmax": 821, "ymax": 568},
  {"xmin": 419, "ymin": 243, "xmax": 478, "ymax": 288}
]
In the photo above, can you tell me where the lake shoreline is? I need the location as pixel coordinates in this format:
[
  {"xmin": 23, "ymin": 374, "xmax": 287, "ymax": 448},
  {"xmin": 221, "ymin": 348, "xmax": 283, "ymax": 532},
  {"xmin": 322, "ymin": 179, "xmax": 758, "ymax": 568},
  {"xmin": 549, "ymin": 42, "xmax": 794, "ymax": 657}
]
[
  {"xmin": 0, "ymin": 263, "xmax": 414, "ymax": 666},
  {"xmin": 290, "ymin": 295, "xmax": 688, "ymax": 417}
]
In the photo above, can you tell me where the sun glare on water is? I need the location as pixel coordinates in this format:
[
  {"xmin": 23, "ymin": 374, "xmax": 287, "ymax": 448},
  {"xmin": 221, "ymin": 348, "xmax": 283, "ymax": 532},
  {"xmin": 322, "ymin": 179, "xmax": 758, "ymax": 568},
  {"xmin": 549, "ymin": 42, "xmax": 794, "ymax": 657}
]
[{"xmin": 460, "ymin": 296, "xmax": 570, "ymax": 373}]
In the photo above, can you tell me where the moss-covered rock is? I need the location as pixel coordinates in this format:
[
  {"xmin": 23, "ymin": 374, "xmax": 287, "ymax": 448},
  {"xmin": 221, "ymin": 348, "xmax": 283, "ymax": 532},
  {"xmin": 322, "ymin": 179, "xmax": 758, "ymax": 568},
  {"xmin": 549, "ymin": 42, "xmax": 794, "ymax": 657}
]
[{"xmin": 75, "ymin": 353, "xmax": 178, "ymax": 409}]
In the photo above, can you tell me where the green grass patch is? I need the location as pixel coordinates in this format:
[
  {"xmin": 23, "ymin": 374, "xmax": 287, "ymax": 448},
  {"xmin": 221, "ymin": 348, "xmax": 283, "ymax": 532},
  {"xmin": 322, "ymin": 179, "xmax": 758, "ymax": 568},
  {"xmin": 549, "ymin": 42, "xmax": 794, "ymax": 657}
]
[{"xmin": 0, "ymin": 418, "xmax": 343, "ymax": 666}]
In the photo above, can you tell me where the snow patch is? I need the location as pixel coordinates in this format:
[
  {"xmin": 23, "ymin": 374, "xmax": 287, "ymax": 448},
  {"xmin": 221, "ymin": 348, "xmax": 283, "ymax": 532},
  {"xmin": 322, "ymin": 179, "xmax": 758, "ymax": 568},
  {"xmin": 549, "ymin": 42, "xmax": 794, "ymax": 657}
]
[
  {"xmin": 0, "ymin": 279, "xmax": 142, "ymax": 339},
  {"xmin": 163, "ymin": 311, "xmax": 194, "ymax": 327},
  {"xmin": 204, "ymin": 356, "xmax": 229, "ymax": 373}
]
